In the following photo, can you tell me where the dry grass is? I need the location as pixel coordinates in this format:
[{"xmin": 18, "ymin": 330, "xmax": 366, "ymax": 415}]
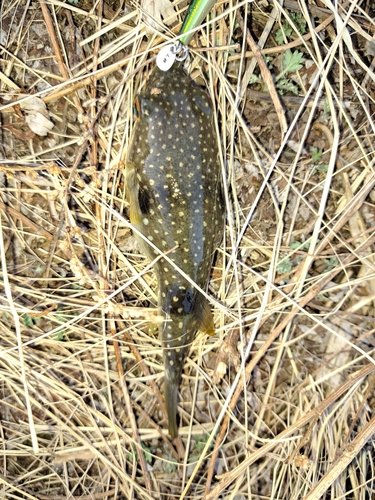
[{"xmin": 0, "ymin": 0, "xmax": 375, "ymax": 498}]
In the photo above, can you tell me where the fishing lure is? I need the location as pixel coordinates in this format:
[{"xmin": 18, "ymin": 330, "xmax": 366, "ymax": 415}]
[
  {"xmin": 156, "ymin": 0, "xmax": 217, "ymax": 71},
  {"xmin": 179, "ymin": 0, "xmax": 217, "ymax": 46}
]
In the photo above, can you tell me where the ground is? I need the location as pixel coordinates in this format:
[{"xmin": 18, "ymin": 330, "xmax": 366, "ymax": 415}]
[{"xmin": 0, "ymin": 0, "xmax": 374, "ymax": 498}]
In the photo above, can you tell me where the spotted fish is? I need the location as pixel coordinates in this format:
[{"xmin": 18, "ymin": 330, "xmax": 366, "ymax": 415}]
[{"xmin": 126, "ymin": 63, "xmax": 224, "ymax": 438}]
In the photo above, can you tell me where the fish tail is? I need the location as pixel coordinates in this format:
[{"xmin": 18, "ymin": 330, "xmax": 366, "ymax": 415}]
[
  {"xmin": 161, "ymin": 296, "xmax": 214, "ymax": 439},
  {"xmin": 164, "ymin": 370, "xmax": 178, "ymax": 439}
]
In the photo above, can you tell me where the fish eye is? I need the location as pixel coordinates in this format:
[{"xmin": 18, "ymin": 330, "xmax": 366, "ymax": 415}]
[{"xmin": 134, "ymin": 97, "xmax": 141, "ymax": 119}]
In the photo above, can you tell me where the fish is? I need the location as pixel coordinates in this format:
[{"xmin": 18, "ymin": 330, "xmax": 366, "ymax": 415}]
[{"xmin": 126, "ymin": 63, "xmax": 224, "ymax": 438}]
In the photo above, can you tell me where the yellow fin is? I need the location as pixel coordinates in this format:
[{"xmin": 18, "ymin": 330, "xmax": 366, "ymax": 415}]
[
  {"xmin": 196, "ymin": 297, "xmax": 215, "ymax": 336},
  {"xmin": 129, "ymin": 200, "xmax": 142, "ymax": 225},
  {"xmin": 125, "ymin": 161, "xmax": 142, "ymax": 224},
  {"xmin": 147, "ymin": 323, "xmax": 158, "ymax": 337}
]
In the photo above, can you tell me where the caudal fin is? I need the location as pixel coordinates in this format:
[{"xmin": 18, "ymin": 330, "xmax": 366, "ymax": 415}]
[{"xmin": 165, "ymin": 376, "xmax": 178, "ymax": 439}]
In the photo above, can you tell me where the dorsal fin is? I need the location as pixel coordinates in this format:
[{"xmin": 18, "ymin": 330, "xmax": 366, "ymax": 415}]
[{"xmin": 196, "ymin": 296, "xmax": 215, "ymax": 336}]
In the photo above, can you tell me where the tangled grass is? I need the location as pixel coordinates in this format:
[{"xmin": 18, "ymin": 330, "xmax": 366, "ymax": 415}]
[{"xmin": 0, "ymin": 0, "xmax": 374, "ymax": 498}]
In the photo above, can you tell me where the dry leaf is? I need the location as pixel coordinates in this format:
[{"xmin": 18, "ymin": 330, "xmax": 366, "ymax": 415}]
[
  {"xmin": 141, "ymin": 0, "xmax": 177, "ymax": 33},
  {"xmin": 19, "ymin": 95, "xmax": 54, "ymax": 136}
]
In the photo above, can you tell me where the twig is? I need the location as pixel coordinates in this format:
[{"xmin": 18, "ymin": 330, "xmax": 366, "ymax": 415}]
[
  {"xmin": 205, "ymin": 363, "xmax": 375, "ymax": 499},
  {"xmin": 112, "ymin": 335, "xmax": 153, "ymax": 493},
  {"xmin": 204, "ymin": 231, "xmax": 375, "ymax": 495},
  {"xmin": 0, "ymin": 201, "xmax": 53, "ymax": 240},
  {"xmin": 236, "ymin": 12, "xmax": 287, "ymax": 136},
  {"xmin": 302, "ymin": 413, "xmax": 375, "ymax": 500}
]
